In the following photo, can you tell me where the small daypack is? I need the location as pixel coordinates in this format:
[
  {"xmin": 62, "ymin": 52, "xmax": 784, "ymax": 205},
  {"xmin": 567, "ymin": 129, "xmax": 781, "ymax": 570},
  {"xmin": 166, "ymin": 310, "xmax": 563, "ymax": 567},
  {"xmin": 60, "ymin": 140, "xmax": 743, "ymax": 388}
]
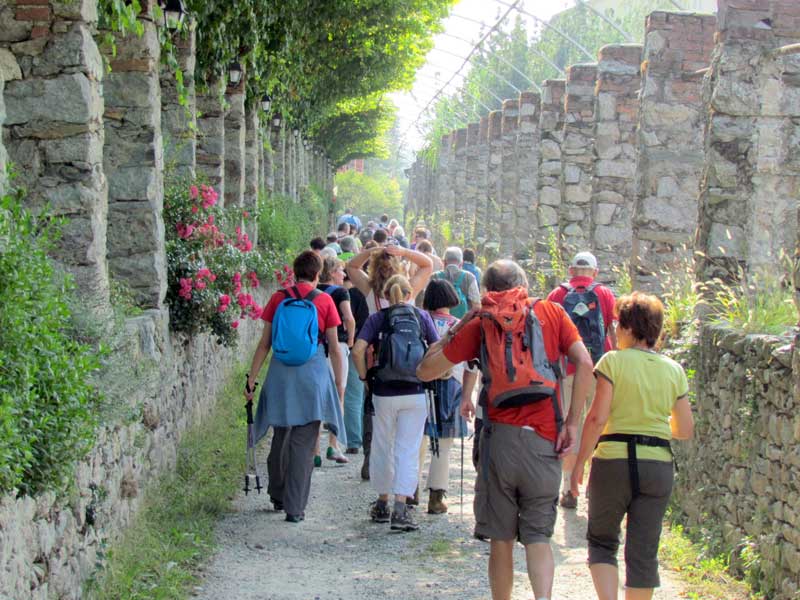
[
  {"xmin": 478, "ymin": 292, "xmax": 561, "ymax": 420},
  {"xmin": 434, "ymin": 270, "xmax": 469, "ymax": 318},
  {"xmin": 560, "ymin": 282, "xmax": 606, "ymax": 364},
  {"xmin": 373, "ymin": 304, "xmax": 428, "ymax": 385},
  {"xmin": 271, "ymin": 286, "xmax": 322, "ymax": 366}
]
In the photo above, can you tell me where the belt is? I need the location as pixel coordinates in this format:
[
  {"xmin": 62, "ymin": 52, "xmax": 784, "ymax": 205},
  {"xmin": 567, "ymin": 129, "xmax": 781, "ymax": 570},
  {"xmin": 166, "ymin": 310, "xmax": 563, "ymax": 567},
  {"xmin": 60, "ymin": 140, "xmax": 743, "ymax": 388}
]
[{"xmin": 597, "ymin": 433, "xmax": 672, "ymax": 497}]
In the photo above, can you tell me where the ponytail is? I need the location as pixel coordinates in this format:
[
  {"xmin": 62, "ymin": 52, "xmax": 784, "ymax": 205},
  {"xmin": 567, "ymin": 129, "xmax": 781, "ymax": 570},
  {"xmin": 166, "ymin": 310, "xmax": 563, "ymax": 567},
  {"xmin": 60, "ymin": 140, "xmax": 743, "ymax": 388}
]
[{"xmin": 383, "ymin": 274, "xmax": 413, "ymax": 306}]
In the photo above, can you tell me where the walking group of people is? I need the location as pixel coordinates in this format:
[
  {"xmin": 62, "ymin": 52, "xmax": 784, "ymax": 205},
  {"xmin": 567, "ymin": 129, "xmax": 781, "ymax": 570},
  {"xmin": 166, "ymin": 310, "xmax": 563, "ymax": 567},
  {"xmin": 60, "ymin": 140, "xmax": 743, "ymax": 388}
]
[{"xmin": 244, "ymin": 207, "xmax": 695, "ymax": 600}]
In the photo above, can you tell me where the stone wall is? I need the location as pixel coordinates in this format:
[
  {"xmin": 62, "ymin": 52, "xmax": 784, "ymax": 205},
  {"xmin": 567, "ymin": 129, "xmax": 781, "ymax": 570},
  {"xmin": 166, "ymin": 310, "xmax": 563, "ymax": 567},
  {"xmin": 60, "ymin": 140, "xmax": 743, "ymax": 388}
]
[
  {"xmin": 536, "ymin": 79, "xmax": 565, "ymax": 263},
  {"xmin": 673, "ymin": 324, "xmax": 799, "ymax": 599},
  {"xmin": 632, "ymin": 12, "xmax": 716, "ymax": 291},
  {"xmin": 196, "ymin": 78, "xmax": 225, "ymax": 196},
  {"xmin": 0, "ymin": 55, "xmax": 7, "ymax": 193},
  {"xmin": 499, "ymin": 99, "xmax": 518, "ymax": 256},
  {"xmin": 0, "ymin": 305, "xmax": 266, "ymax": 600},
  {"xmin": 451, "ymin": 128, "xmax": 467, "ymax": 243},
  {"xmin": 160, "ymin": 22, "xmax": 196, "ymax": 179},
  {"xmin": 223, "ymin": 81, "xmax": 245, "ymax": 208},
  {"xmin": 515, "ymin": 91, "xmax": 540, "ymax": 256}
]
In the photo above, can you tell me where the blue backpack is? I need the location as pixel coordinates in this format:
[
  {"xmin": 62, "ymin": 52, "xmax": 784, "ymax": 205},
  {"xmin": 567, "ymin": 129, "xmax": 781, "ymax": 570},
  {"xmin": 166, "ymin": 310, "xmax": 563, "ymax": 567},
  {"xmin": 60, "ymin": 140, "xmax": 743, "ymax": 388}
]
[
  {"xmin": 271, "ymin": 286, "xmax": 322, "ymax": 366},
  {"xmin": 561, "ymin": 282, "xmax": 606, "ymax": 364}
]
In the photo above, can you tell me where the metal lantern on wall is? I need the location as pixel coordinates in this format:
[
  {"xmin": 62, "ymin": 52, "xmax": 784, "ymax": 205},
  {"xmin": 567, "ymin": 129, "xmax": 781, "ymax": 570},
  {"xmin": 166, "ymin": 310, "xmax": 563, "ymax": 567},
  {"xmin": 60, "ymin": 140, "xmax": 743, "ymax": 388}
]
[
  {"xmin": 159, "ymin": 0, "xmax": 186, "ymax": 30},
  {"xmin": 260, "ymin": 94, "xmax": 272, "ymax": 113},
  {"xmin": 228, "ymin": 62, "xmax": 243, "ymax": 85},
  {"xmin": 272, "ymin": 113, "xmax": 282, "ymax": 128},
  {"xmin": 292, "ymin": 127, "xmax": 300, "ymax": 137}
]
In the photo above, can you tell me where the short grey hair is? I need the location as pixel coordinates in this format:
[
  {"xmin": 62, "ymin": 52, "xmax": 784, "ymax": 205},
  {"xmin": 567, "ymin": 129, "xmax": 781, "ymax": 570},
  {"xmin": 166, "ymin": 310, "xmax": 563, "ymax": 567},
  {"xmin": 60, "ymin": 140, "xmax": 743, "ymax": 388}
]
[
  {"xmin": 483, "ymin": 260, "xmax": 528, "ymax": 292},
  {"xmin": 340, "ymin": 235, "xmax": 355, "ymax": 253},
  {"xmin": 443, "ymin": 246, "xmax": 463, "ymax": 265}
]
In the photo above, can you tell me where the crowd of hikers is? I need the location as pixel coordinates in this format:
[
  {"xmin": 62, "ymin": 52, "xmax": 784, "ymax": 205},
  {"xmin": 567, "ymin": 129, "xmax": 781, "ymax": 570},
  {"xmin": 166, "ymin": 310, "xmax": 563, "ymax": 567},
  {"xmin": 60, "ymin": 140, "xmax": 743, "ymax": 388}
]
[{"xmin": 243, "ymin": 208, "xmax": 695, "ymax": 600}]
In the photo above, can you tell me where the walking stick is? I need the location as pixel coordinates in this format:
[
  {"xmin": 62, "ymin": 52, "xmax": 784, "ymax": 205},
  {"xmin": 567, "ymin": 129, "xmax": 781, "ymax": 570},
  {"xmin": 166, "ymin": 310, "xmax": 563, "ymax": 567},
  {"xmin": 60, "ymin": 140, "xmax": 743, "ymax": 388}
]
[
  {"xmin": 460, "ymin": 432, "xmax": 464, "ymax": 522},
  {"xmin": 243, "ymin": 376, "xmax": 262, "ymax": 495}
]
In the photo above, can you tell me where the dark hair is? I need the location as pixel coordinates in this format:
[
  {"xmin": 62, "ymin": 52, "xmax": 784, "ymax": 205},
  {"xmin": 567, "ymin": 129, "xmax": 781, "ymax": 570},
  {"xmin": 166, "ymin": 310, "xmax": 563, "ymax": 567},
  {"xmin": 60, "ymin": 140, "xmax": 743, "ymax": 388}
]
[
  {"xmin": 423, "ymin": 279, "xmax": 460, "ymax": 311},
  {"xmin": 359, "ymin": 229, "xmax": 373, "ymax": 244},
  {"xmin": 416, "ymin": 240, "xmax": 433, "ymax": 254},
  {"xmin": 349, "ymin": 223, "xmax": 358, "ymax": 234},
  {"xmin": 326, "ymin": 232, "xmax": 338, "ymax": 243},
  {"xmin": 373, "ymin": 229, "xmax": 388, "ymax": 244},
  {"xmin": 293, "ymin": 250, "xmax": 323, "ymax": 281},
  {"xmin": 309, "ymin": 237, "xmax": 326, "ymax": 251},
  {"xmin": 380, "ymin": 214, "xmax": 389, "ymax": 224},
  {"xmin": 337, "ymin": 221, "xmax": 349, "ymax": 233},
  {"xmin": 483, "ymin": 260, "xmax": 528, "ymax": 292},
  {"xmin": 616, "ymin": 292, "xmax": 664, "ymax": 348},
  {"xmin": 463, "ymin": 248, "xmax": 476, "ymax": 263}
]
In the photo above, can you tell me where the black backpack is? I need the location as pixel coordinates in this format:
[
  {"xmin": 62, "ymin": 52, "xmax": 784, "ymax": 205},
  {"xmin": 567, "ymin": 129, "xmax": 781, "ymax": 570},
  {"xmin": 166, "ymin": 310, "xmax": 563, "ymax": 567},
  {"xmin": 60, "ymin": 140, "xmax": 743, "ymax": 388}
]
[
  {"xmin": 561, "ymin": 282, "xmax": 606, "ymax": 364},
  {"xmin": 373, "ymin": 305, "xmax": 428, "ymax": 385}
]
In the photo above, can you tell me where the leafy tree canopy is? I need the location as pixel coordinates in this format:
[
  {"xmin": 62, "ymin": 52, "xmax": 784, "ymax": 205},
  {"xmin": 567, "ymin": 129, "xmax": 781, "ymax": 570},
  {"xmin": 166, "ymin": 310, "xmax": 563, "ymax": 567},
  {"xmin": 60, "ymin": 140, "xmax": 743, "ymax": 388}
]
[{"xmin": 335, "ymin": 170, "xmax": 404, "ymax": 222}]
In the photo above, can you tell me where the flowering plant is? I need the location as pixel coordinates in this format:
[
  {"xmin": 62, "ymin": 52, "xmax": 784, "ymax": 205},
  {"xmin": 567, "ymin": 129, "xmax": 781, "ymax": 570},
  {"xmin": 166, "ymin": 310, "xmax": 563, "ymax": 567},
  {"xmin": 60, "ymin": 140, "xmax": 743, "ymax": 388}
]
[
  {"xmin": 164, "ymin": 178, "xmax": 270, "ymax": 347},
  {"xmin": 274, "ymin": 264, "xmax": 296, "ymax": 289}
]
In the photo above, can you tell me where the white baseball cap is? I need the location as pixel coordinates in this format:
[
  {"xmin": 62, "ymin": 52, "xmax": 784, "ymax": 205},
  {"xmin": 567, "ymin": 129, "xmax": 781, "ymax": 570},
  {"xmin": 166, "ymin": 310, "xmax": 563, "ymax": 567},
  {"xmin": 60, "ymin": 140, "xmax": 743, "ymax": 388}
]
[{"xmin": 571, "ymin": 251, "xmax": 598, "ymax": 269}]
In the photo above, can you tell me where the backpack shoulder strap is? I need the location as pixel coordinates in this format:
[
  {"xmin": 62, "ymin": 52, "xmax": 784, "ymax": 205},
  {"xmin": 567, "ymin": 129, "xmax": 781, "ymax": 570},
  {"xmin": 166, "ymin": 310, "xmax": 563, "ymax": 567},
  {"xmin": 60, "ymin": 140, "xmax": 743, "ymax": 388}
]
[
  {"xmin": 586, "ymin": 282, "xmax": 599, "ymax": 292},
  {"xmin": 304, "ymin": 287, "xmax": 322, "ymax": 302},
  {"xmin": 560, "ymin": 283, "xmax": 574, "ymax": 294},
  {"xmin": 455, "ymin": 270, "xmax": 467, "ymax": 288}
]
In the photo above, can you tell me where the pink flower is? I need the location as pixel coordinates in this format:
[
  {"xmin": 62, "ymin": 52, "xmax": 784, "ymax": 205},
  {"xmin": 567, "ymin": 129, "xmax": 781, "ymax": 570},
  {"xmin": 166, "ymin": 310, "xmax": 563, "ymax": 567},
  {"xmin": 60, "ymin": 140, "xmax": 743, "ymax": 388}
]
[
  {"xmin": 243, "ymin": 210, "xmax": 249, "ymax": 218},
  {"xmin": 237, "ymin": 293, "xmax": 253, "ymax": 309},
  {"xmin": 283, "ymin": 265, "xmax": 291, "ymax": 273},
  {"xmin": 219, "ymin": 293, "xmax": 230, "ymax": 305},
  {"xmin": 191, "ymin": 205, "xmax": 199, "ymax": 214},
  {"xmin": 178, "ymin": 278, "xmax": 193, "ymax": 300},
  {"xmin": 208, "ymin": 214, "xmax": 215, "ymax": 225},
  {"xmin": 197, "ymin": 268, "xmax": 212, "ymax": 279},
  {"xmin": 176, "ymin": 223, "xmax": 195, "ymax": 239},
  {"xmin": 194, "ymin": 279, "xmax": 207, "ymax": 290},
  {"xmin": 190, "ymin": 185, "xmax": 199, "ymax": 200},
  {"xmin": 231, "ymin": 321, "xmax": 239, "ymax": 329},
  {"xmin": 248, "ymin": 271, "xmax": 260, "ymax": 288}
]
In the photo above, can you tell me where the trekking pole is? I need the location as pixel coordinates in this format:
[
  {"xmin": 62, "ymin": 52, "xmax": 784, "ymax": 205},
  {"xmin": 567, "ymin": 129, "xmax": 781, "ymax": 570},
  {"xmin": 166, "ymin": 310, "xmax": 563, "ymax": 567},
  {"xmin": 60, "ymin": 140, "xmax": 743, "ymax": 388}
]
[{"xmin": 460, "ymin": 432, "xmax": 464, "ymax": 522}]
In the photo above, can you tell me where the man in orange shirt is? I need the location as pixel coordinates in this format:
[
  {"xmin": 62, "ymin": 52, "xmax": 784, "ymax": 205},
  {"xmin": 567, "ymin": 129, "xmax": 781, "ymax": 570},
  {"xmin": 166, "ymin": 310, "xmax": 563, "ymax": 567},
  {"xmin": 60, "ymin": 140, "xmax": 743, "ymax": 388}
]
[{"xmin": 418, "ymin": 260, "xmax": 593, "ymax": 600}]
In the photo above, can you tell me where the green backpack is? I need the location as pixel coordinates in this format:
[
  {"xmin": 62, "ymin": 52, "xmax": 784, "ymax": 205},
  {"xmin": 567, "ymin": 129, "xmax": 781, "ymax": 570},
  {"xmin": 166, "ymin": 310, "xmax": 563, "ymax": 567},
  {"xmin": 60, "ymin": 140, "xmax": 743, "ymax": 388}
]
[{"xmin": 435, "ymin": 270, "xmax": 469, "ymax": 318}]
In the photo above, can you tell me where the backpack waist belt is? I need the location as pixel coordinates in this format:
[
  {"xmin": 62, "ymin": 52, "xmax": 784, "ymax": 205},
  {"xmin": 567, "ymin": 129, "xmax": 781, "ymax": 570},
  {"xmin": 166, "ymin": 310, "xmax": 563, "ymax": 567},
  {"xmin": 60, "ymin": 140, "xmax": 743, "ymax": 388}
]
[{"xmin": 597, "ymin": 433, "xmax": 671, "ymax": 498}]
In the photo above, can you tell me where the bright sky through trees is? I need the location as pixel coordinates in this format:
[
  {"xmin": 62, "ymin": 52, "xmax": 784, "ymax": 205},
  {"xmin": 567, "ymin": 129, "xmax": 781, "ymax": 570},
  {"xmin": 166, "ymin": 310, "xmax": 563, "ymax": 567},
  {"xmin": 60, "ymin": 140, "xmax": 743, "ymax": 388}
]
[{"xmin": 391, "ymin": 0, "xmax": 576, "ymax": 152}]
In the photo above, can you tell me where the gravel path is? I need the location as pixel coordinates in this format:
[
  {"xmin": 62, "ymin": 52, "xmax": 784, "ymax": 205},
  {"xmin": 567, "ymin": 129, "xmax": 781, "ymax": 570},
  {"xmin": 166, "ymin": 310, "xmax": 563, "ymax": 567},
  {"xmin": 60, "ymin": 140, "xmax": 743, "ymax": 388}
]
[{"xmin": 193, "ymin": 432, "xmax": 689, "ymax": 600}]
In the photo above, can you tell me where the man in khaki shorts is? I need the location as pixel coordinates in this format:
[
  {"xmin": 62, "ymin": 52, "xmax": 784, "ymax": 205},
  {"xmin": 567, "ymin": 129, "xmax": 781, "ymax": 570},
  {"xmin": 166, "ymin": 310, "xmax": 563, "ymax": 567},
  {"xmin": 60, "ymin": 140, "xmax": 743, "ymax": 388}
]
[
  {"xmin": 547, "ymin": 251, "xmax": 617, "ymax": 509},
  {"xmin": 418, "ymin": 260, "xmax": 593, "ymax": 600}
]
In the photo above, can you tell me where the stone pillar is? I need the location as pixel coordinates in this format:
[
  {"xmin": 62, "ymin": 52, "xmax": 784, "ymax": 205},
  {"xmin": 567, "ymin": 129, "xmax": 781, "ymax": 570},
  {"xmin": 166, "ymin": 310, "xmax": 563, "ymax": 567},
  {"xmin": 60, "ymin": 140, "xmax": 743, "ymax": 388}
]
[
  {"xmin": 463, "ymin": 122, "xmax": 481, "ymax": 248},
  {"xmin": 451, "ymin": 128, "xmax": 467, "ymax": 244},
  {"xmin": 499, "ymin": 100, "xmax": 519, "ymax": 257},
  {"xmin": 434, "ymin": 133, "xmax": 451, "ymax": 237},
  {"xmin": 537, "ymin": 79, "xmax": 566, "ymax": 264},
  {"xmin": 196, "ymin": 78, "xmax": 225, "ymax": 197},
  {"xmin": 473, "ymin": 116, "xmax": 490, "ymax": 246},
  {"xmin": 560, "ymin": 63, "xmax": 598, "ymax": 255},
  {"xmin": 632, "ymin": 12, "xmax": 717, "ymax": 291},
  {"xmin": 516, "ymin": 91, "xmax": 541, "ymax": 257},
  {"xmin": 271, "ymin": 122, "xmax": 284, "ymax": 196},
  {"xmin": 244, "ymin": 104, "xmax": 259, "ymax": 208},
  {"xmin": 483, "ymin": 112, "xmax": 503, "ymax": 254},
  {"xmin": 590, "ymin": 44, "xmax": 642, "ymax": 282},
  {"xmin": 287, "ymin": 130, "xmax": 296, "ymax": 200},
  {"xmin": 223, "ymin": 78, "xmax": 245, "ymax": 208},
  {"xmin": 160, "ymin": 20, "xmax": 195, "ymax": 179},
  {"xmin": 263, "ymin": 124, "xmax": 273, "ymax": 195},
  {"xmin": 2, "ymin": 0, "xmax": 111, "ymax": 318},
  {"xmin": 697, "ymin": 0, "xmax": 800, "ymax": 283},
  {"xmin": 0, "ymin": 59, "xmax": 8, "ymax": 195},
  {"xmin": 102, "ymin": 7, "xmax": 166, "ymax": 308}
]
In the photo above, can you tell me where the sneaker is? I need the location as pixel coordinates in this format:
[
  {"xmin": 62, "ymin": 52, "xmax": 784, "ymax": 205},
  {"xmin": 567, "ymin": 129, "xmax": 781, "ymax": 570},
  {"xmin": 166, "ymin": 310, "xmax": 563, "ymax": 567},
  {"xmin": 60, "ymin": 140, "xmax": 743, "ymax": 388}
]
[
  {"xmin": 390, "ymin": 509, "xmax": 419, "ymax": 532},
  {"xmin": 270, "ymin": 497, "xmax": 284, "ymax": 511},
  {"xmin": 326, "ymin": 446, "xmax": 349, "ymax": 464},
  {"xmin": 473, "ymin": 530, "xmax": 490, "ymax": 542},
  {"xmin": 370, "ymin": 500, "xmax": 390, "ymax": 523},
  {"xmin": 313, "ymin": 455, "xmax": 322, "ymax": 468},
  {"xmin": 285, "ymin": 514, "xmax": 304, "ymax": 523},
  {"xmin": 559, "ymin": 490, "xmax": 578, "ymax": 509}
]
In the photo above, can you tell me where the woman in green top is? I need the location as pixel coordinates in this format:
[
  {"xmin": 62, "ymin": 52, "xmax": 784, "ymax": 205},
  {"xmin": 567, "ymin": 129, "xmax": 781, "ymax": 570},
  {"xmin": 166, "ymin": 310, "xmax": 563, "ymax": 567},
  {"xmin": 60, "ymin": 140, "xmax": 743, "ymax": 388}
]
[{"xmin": 570, "ymin": 292, "xmax": 694, "ymax": 600}]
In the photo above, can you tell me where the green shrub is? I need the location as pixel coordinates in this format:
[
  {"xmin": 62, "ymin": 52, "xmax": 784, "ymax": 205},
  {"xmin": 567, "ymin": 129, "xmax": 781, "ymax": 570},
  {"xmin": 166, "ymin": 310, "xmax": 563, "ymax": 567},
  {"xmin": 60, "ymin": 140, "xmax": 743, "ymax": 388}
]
[
  {"xmin": 0, "ymin": 187, "xmax": 101, "ymax": 495},
  {"xmin": 256, "ymin": 186, "xmax": 329, "ymax": 269}
]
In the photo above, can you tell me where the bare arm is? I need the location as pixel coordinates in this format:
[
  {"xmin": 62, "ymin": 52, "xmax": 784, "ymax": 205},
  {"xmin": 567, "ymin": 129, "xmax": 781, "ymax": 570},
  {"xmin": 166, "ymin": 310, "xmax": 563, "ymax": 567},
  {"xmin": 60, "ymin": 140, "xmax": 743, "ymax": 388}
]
[
  {"xmin": 245, "ymin": 322, "xmax": 272, "ymax": 402},
  {"xmin": 556, "ymin": 340, "xmax": 593, "ymax": 454},
  {"xmin": 416, "ymin": 342, "xmax": 457, "ymax": 382},
  {"xmin": 574, "ymin": 375, "xmax": 612, "ymax": 470},
  {"xmin": 339, "ymin": 300, "xmax": 356, "ymax": 348},
  {"xmin": 352, "ymin": 339, "xmax": 369, "ymax": 381},
  {"xmin": 385, "ymin": 245, "xmax": 432, "ymax": 296},
  {"xmin": 327, "ymin": 326, "xmax": 345, "ymax": 401},
  {"xmin": 670, "ymin": 395, "xmax": 694, "ymax": 440},
  {"xmin": 345, "ymin": 248, "xmax": 378, "ymax": 296},
  {"xmin": 460, "ymin": 369, "xmax": 479, "ymax": 421},
  {"xmin": 608, "ymin": 321, "xmax": 618, "ymax": 350}
]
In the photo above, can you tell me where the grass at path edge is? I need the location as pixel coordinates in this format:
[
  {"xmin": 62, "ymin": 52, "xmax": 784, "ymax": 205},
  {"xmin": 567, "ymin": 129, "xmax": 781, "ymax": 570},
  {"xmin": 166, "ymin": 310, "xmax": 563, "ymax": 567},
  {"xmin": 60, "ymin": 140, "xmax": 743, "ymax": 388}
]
[{"xmin": 86, "ymin": 365, "xmax": 250, "ymax": 600}]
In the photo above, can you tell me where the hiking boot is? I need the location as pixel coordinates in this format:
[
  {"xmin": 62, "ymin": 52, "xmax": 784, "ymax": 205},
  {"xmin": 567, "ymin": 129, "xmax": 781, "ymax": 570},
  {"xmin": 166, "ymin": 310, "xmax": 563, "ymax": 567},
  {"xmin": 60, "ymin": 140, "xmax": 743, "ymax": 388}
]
[
  {"xmin": 326, "ymin": 446, "xmax": 349, "ymax": 464},
  {"xmin": 285, "ymin": 514, "xmax": 304, "ymax": 523},
  {"xmin": 270, "ymin": 497, "xmax": 284, "ymax": 512},
  {"xmin": 559, "ymin": 490, "xmax": 578, "ymax": 509},
  {"xmin": 369, "ymin": 500, "xmax": 390, "ymax": 523},
  {"xmin": 313, "ymin": 455, "xmax": 322, "ymax": 468},
  {"xmin": 427, "ymin": 489, "xmax": 448, "ymax": 514},
  {"xmin": 360, "ymin": 454, "xmax": 370, "ymax": 480},
  {"xmin": 406, "ymin": 486, "xmax": 419, "ymax": 506},
  {"xmin": 390, "ymin": 508, "xmax": 419, "ymax": 532}
]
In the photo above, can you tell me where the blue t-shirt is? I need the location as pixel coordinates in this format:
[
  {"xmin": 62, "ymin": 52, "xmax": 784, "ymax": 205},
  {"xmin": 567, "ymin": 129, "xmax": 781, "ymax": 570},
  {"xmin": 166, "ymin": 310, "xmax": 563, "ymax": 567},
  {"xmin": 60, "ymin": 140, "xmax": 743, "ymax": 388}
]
[
  {"xmin": 463, "ymin": 262, "xmax": 482, "ymax": 285},
  {"xmin": 358, "ymin": 305, "xmax": 440, "ymax": 396}
]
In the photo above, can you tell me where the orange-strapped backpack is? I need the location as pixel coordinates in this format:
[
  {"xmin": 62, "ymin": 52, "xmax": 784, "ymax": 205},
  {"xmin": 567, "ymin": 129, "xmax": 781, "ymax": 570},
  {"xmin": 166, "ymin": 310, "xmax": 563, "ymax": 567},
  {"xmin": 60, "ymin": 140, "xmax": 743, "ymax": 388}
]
[{"xmin": 478, "ymin": 288, "xmax": 562, "ymax": 424}]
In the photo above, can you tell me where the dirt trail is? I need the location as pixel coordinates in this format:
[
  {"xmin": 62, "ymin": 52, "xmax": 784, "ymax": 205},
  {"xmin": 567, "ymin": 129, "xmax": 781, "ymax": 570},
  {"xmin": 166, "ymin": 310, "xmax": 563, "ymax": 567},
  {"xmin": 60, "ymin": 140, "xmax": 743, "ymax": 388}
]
[{"xmin": 193, "ymin": 434, "xmax": 688, "ymax": 600}]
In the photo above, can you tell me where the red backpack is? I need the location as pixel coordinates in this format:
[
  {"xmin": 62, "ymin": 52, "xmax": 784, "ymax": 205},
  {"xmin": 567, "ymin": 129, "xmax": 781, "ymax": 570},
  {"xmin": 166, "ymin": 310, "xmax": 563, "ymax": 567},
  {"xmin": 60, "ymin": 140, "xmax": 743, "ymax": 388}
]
[{"xmin": 478, "ymin": 288, "xmax": 561, "ymax": 417}]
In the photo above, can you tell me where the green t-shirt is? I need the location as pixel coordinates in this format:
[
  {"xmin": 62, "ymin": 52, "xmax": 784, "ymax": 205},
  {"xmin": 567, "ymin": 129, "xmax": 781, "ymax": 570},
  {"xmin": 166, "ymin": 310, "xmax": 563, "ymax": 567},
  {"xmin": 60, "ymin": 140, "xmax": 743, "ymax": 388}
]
[{"xmin": 593, "ymin": 348, "xmax": 689, "ymax": 461}]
